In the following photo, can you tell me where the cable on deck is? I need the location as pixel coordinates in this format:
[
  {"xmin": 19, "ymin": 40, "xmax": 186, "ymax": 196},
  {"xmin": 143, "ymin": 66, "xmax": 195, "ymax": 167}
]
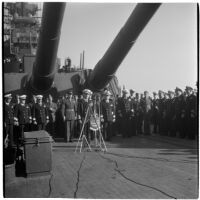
[
  {"xmin": 98, "ymin": 152, "xmax": 177, "ymax": 199},
  {"xmin": 105, "ymin": 151, "xmax": 197, "ymax": 164},
  {"xmin": 47, "ymin": 173, "xmax": 54, "ymax": 197},
  {"xmin": 74, "ymin": 153, "xmax": 86, "ymax": 198}
]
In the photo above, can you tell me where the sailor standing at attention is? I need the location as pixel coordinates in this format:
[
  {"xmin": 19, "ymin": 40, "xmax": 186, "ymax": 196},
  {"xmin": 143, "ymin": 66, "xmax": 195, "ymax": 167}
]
[
  {"xmin": 32, "ymin": 95, "xmax": 49, "ymax": 131},
  {"xmin": 77, "ymin": 89, "xmax": 93, "ymax": 143},
  {"xmin": 4, "ymin": 94, "xmax": 15, "ymax": 147},
  {"xmin": 14, "ymin": 95, "xmax": 32, "ymax": 141},
  {"xmin": 101, "ymin": 91, "xmax": 115, "ymax": 141}
]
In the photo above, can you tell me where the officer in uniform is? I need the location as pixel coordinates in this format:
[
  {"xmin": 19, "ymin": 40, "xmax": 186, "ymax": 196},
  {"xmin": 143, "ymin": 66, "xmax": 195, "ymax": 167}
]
[
  {"xmin": 32, "ymin": 95, "xmax": 49, "ymax": 130},
  {"xmin": 29, "ymin": 95, "xmax": 37, "ymax": 131},
  {"xmin": 4, "ymin": 94, "xmax": 15, "ymax": 148},
  {"xmin": 185, "ymin": 86, "xmax": 196, "ymax": 139},
  {"xmin": 55, "ymin": 95, "xmax": 65, "ymax": 138},
  {"xmin": 61, "ymin": 91, "xmax": 76, "ymax": 142},
  {"xmin": 174, "ymin": 87, "xmax": 186, "ymax": 138},
  {"xmin": 167, "ymin": 91, "xmax": 176, "ymax": 137},
  {"xmin": 73, "ymin": 95, "xmax": 79, "ymax": 138},
  {"xmin": 129, "ymin": 89, "xmax": 135, "ymax": 100},
  {"xmin": 151, "ymin": 92, "xmax": 159, "ymax": 134},
  {"xmin": 77, "ymin": 89, "xmax": 93, "ymax": 143},
  {"xmin": 14, "ymin": 95, "xmax": 32, "ymax": 141},
  {"xmin": 162, "ymin": 92, "xmax": 169, "ymax": 135},
  {"xmin": 142, "ymin": 91, "xmax": 152, "ymax": 135},
  {"xmin": 134, "ymin": 93, "xmax": 142, "ymax": 134},
  {"xmin": 129, "ymin": 89, "xmax": 136, "ymax": 136},
  {"xmin": 117, "ymin": 89, "xmax": 132, "ymax": 138},
  {"xmin": 46, "ymin": 94, "xmax": 57, "ymax": 137},
  {"xmin": 101, "ymin": 91, "xmax": 115, "ymax": 141},
  {"xmin": 158, "ymin": 90, "xmax": 165, "ymax": 135}
]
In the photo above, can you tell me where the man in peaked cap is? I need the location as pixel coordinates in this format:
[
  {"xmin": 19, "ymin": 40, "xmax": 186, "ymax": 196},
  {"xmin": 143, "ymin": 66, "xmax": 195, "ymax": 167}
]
[
  {"xmin": 61, "ymin": 90, "xmax": 76, "ymax": 142},
  {"xmin": 166, "ymin": 90, "xmax": 176, "ymax": 136},
  {"xmin": 142, "ymin": 91, "xmax": 152, "ymax": 135},
  {"xmin": 77, "ymin": 89, "xmax": 93, "ymax": 144},
  {"xmin": 185, "ymin": 86, "xmax": 193, "ymax": 92},
  {"xmin": 175, "ymin": 87, "xmax": 183, "ymax": 97},
  {"xmin": 46, "ymin": 94, "xmax": 57, "ymax": 137},
  {"xmin": 14, "ymin": 95, "xmax": 32, "ymax": 145},
  {"xmin": 4, "ymin": 94, "xmax": 14, "ymax": 148},
  {"xmin": 174, "ymin": 87, "xmax": 187, "ymax": 138},
  {"xmin": 101, "ymin": 90, "xmax": 115, "ymax": 141},
  {"xmin": 29, "ymin": 95, "xmax": 37, "ymax": 131},
  {"xmin": 129, "ymin": 89, "xmax": 135, "ymax": 100},
  {"xmin": 158, "ymin": 90, "xmax": 165, "ymax": 135},
  {"xmin": 117, "ymin": 88, "xmax": 132, "ymax": 138},
  {"xmin": 32, "ymin": 95, "xmax": 49, "ymax": 130},
  {"xmin": 129, "ymin": 90, "xmax": 137, "ymax": 136},
  {"xmin": 152, "ymin": 92, "xmax": 159, "ymax": 134},
  {"xmin": 185, "ymin": 86, "xmax": 197, "ymax": 139}
]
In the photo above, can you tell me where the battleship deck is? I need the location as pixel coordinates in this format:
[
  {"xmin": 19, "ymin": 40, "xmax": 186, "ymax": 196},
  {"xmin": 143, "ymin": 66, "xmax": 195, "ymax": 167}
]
[{"xmin": 4, "ymin": 134, "xmax": 198, "ymax": 198}]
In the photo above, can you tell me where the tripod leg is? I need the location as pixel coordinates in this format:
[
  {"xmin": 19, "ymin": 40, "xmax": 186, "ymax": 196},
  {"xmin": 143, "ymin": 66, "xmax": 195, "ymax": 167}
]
[
  {"xmin": 95, "ymin": 131, "xmax": 98, "ymax": 147},
  {"xmin": 100, "ymin": 130, "xmax": 108, "ymax": 152},
  {"xmin": 75, "ymin": 122, "xmax": 85, "ymax": 152},
  {"xmin": 75, "ymin": 107, "xmax": 90, "ymax": 153},
  {"xmin": 83, "ymin": 135, "xmax": 92, "ymax": 151},
  {"xmin": 80, "ymin": 135, "xmax": 83, "ymax": 153},
  {"xmin": 92, "ymin": 111, "xmax": 107, "ymax": 152}
]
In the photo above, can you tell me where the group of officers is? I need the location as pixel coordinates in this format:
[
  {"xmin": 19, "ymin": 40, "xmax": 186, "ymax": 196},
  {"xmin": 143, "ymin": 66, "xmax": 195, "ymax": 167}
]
[
  {"xmin": 115, "ymin": 86, "xmax": 197, "ymax": 141},
  {"xmin": 4, "ymin": 89, "xmax": 116, "ymax": 148},
  {"xmin": 4, "ymin": 85, "xmax": 197, "ymax": 149}
]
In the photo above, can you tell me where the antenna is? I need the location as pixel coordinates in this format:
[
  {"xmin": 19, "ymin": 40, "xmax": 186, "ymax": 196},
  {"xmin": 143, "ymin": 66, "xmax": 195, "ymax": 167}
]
[
  {"xmin": 80, "ymin": 52, "xmax": 82, "ymax": 69},
  {"xmin": 82, "ymin": 50, "xmax": 85, "ymax": 69}
]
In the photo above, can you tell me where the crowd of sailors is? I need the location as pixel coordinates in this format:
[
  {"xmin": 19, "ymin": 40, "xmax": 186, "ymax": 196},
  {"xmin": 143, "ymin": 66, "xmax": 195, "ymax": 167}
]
[{"xmin": 4, "ymin": 85, "xmax": 198, "ymax": 149}]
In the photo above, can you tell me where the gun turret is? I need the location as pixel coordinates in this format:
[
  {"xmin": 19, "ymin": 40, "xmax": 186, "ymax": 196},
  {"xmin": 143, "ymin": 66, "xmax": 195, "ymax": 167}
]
[
  {"xmin": 30, "ymin": 2, "xmax": 66, "ymax": 92},
  {"xmin": 87, "ymin": 3, "xmax": 161, "ymax": 91}
]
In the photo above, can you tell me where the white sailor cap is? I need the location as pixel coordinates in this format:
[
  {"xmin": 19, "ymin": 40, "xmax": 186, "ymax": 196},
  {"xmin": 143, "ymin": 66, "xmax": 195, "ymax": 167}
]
[
  {"xmin": 83, "ymin": 89, "xmax": 92, "ymax": 95},
  {"xmin": 19, "ymin": 95, "xmax": 27, "ymax": 100},
  {"xmin": 4, "ymin": 93, "xmax": 12, "ymax": 98},
  {"xmin": 36, "ymin": 95, "xmax": 43, "ymax": 99},
  {"xmin": 104, "ymin": 90, "xmax": 111, "ymax": 96}
]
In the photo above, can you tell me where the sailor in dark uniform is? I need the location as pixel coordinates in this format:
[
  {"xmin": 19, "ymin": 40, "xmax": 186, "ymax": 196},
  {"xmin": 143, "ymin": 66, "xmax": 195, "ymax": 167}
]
[
  {"xmin": 61, "ymin": 91, "xmax": 76, "ymax": 142},
  {"xmin": 14, "ymin": 95, "xmax": 32, "ymax": 142},
  {"xmin": 117, "ymin": 89, "xmax": 132, "ymax": 138},
  {"xmin": 174, "ymin": 87, "xmax": 186, "ymax": 138},
  {"xmin": 185, "ymin": 86, "xmax": 196, "ymax": 140},
  {"xmin": 158, "ymin": 90, "xmax": 165, "ymax": 135},
  {"xmin": 32, "ymin": 95, "xmax": 49, "ymax": 130},
  {"xmin": 101, "ymin": 91, "xmax": 115, "ymax": 141},
  {"xmin": 134, "ymin": 93, "xmax": 142, "ymax": 134},
  {"xmin": 141, "ymin": 91, "xmax": 152, "ymax": 135},
  {"xmin": 4, "ymin": 94, "xmax": 15, "ymax": 147},
  {"xmin": 129, "ymin": 89, "xmax": 136, "ymax": 136},
  {"xmin": 167, "ymin": 91, "xmax": 176, "ymax": 137},
  {"xmin": 151, "ymin": 92, "xmax": 159, "ymax": 134},
  {"xmin": 73, "ymin": 95, "xmax": 79, "ymax": 138},
  {"xmin": 29, "ymin": 95, "xmax": 37, "ymax": 131},
  {"xmin": 77, "ymin": 89, "xmax": 93, "ymax": 143},
  {"xmin": 129, "ymin": 89, "xmax": 135, "ymax": 100}
]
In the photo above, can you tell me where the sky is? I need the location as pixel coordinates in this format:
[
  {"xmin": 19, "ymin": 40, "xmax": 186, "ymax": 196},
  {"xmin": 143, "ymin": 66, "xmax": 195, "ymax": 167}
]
[{"xmin": 57, "ymin": 3, "xmax": 197, "ymax": 93}]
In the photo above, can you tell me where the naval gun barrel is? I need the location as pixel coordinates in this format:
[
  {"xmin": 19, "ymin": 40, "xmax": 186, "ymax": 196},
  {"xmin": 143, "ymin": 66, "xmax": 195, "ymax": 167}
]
[
  {"xmin": 30, "ymin": 2, "xmax": 66, "ymax": 92},
  {"xmin": 87, "ymin": 3, "xmax": 161, "ymax": 91}
]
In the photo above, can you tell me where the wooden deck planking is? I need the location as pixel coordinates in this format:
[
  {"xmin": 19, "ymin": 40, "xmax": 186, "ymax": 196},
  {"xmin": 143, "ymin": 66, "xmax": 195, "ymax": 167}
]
[{"xmin": 4, "ymin": 135, "xmax": 198, "ymax": 198}]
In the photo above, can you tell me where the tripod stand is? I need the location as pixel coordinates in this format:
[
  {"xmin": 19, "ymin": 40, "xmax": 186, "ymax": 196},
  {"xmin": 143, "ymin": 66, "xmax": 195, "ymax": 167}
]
[{"xmin": 75, "ymin": 103, "xmax": 107, "ymax": 153}]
